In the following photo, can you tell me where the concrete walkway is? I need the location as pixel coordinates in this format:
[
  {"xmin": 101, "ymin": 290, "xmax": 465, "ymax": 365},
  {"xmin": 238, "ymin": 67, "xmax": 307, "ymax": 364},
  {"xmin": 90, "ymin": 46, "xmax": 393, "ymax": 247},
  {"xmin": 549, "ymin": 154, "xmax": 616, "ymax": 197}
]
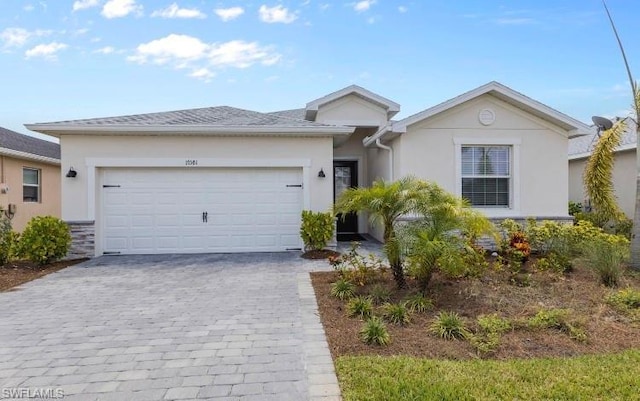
[{"xmin": 0, "ymin": 251, "xmax": 355, "ymax": 401}]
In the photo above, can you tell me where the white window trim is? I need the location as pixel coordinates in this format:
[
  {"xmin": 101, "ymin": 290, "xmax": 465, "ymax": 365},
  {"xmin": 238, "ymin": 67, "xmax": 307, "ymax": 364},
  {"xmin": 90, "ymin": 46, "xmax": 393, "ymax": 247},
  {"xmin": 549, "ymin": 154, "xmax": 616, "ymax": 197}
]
[
  {"xmin": 23, "ymin": 167, "xmax": 41, "ymax": 203},
  {"xmin": 453, "ymin": 138, "xmax": 521, "ymax": 217}
]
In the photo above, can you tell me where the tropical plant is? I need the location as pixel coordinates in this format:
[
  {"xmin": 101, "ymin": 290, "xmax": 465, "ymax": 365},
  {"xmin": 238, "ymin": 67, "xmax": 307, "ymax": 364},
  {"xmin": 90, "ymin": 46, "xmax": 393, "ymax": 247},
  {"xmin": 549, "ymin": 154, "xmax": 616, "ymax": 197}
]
[
  {"xmin": 347, "ymin": 296, "xmax": 374, "ymax": 319},
  {"xmin": 300, "ymin": 210, "xmax": 335, "ymax": 251},
  {"xmin": 602, "ymin": 2, "xmax": 640, "ymax": 269},
  {"xmin": 334, "ymin": 176, "xmax": 434, "ymax": 288},
  {"xmin": 429, "ymin": 311, "xmax": 469, "ymax": 340},
  {"xmin": 331, "ymin": 242, "xmax": 386, "ymax": 286},
  {"xmin": 380, "ymin": 302, "xmax": 411, "ymax": 326},
  {"xmin": 583, "ymin": 120, "xmax": 627, "ymax": 225},
  {"xmin": 360, "ymin": 316, "xmax": 391, "ymax": 346},
  {"xmin": 399, "ymin": 188, "xmax": 493, "ymax": 292},
  {"xmin": 0, "ymin": 213, "xmax": 15, "ymax": 265},
  {"xmin": 16, "ymin": 216, "xmax": 71, "ymax": 265},
  {"xmin": 580, "ymin": 235, "xmax": 630, "ymax": 287},
  {"xmin": 330, "ymin": 278, "xmax": 356, "ymax": 300},
  {"xmin": 404, "ymin": 292, "xmax": 434, "ymax": 313}
]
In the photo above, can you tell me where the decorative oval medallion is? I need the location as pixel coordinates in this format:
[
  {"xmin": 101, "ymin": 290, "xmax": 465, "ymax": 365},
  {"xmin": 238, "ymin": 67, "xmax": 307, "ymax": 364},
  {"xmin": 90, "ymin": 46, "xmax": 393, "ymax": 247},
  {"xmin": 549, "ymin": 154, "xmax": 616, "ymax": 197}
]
[{"xmin": 478, "ymin": 108, "xmax": 496, "ymax": 126}]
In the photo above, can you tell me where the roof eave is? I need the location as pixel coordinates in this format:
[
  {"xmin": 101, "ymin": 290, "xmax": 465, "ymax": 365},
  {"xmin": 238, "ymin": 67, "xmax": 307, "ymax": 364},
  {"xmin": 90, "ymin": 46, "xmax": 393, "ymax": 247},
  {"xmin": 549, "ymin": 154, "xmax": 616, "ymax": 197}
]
[
  {"xmin": 25, "ymin": 124, "xmax": 355, "ymax": 137},
  {"xmin": 0, "ymin": 147, "xmax": 60, "ymax": 165}
]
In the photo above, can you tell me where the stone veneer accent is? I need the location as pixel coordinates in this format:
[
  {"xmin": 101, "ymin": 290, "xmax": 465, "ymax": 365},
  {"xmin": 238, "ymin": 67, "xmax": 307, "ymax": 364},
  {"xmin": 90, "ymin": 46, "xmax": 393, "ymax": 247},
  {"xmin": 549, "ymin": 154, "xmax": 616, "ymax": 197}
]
[{"xmin": 66, "ymin": 220, "xmax": 95, "ymax": 259}]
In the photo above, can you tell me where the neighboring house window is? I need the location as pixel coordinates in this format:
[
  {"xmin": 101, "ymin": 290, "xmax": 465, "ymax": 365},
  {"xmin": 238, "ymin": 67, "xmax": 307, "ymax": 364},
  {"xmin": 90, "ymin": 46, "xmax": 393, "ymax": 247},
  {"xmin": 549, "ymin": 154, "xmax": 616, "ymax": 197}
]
[
  {"xmin": 23, "ymin": 168, "xmax": 40, "ymax": 203},
  {"xmin": 461, "ymin": 146, "xmax": 510, "ymax": 207}
]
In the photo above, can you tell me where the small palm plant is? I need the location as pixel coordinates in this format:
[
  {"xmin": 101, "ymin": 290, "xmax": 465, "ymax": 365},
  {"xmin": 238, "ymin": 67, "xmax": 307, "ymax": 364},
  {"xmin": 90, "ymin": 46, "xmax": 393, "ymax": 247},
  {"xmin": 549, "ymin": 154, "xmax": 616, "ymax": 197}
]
[
  {"xmin": 404, "ymin": 293, "xmax": 434, "ymax": 313},
  {"xmin": 381, "ymin": 302, "xmax": 411, "ymax": 326},
  {"xmin": 360, "ymin": 317, "xmax": 391, "ymax": 346},
  {"xmin": 429, "ymin": 311, "xmax": 469, "ymax": 340},
  {"xmin": 330, "ymin": 278, "xmax": 355, "ymax": 300},
  {"xmin": 347, "ymin": 296, "xmax": 374, "ymax": 319}
]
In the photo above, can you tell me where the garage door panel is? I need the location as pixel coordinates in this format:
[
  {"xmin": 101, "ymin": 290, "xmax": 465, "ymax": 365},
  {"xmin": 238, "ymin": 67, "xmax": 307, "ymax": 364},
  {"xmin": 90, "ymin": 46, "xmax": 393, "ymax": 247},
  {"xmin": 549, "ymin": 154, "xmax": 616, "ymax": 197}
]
[{"xmin": 102, "ymin": 167, "xmax": 303, "ymax": 254}]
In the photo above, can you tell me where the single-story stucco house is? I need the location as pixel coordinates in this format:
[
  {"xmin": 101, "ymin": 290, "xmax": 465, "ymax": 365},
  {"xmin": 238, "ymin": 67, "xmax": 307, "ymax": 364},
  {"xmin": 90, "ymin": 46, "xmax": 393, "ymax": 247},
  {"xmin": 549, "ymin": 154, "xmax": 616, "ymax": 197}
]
[
  {"xmin": 0, "ymin": 126, "xmax": 61, "ymax": 231},
  {"xmin": 26, "ymin": 81, "xmax": 589, "ymax": 257},
  {"xmin": 569, "ymin": 117, "xmax": 637, "ymax": 217}
]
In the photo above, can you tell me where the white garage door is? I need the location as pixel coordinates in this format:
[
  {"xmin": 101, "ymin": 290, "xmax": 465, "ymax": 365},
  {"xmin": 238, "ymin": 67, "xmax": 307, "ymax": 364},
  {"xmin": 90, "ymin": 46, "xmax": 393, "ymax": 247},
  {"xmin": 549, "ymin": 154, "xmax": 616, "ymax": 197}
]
[{"xmin": 102, "ymin": 168, "xmax": 303, "ymax": 254}]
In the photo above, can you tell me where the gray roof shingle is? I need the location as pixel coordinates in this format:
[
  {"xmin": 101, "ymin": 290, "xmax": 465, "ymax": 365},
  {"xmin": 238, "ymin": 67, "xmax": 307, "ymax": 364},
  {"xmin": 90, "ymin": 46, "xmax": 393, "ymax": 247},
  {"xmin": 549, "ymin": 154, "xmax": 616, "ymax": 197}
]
[
  {"xmin": 0, "ymin": 126, "xmax": 60, "ymax": 159},
  {"xmin": 267, "ymin": 108, "xmax": 307, "ymax": 120},
  {"xmin": 569, "ymin": 117, "xmax": 636, "ymax": 157},
  {"xmin": 33, "ymin": 106, "xmax": 336, "ymax": 128}
]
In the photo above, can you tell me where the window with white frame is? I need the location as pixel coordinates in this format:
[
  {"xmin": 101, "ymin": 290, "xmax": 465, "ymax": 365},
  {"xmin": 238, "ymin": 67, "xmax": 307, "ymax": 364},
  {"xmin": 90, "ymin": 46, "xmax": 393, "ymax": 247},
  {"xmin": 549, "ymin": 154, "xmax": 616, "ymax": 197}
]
[
  {"xmin": 461, "ymin": 146, "xmax": 510, "ymax": 207},
  {"xmin": 23, "ymin": 168, "xmax": 40, "ymax": 203}
]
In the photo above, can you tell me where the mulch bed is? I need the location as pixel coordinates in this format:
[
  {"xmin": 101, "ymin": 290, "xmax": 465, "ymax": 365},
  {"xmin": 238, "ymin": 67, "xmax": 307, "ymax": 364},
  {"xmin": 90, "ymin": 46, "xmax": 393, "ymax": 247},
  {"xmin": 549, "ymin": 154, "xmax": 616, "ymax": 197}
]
[
  {"xmin": 0, "ymin": 259, "xmax": 88, "ymax": 292},
  {"xmin": 301, "ymin": 249, "xmax": 341, "ymax": 260},
  {"xmin": 311, "ymin": 258, "xmax": 640, "ymax": 360}
]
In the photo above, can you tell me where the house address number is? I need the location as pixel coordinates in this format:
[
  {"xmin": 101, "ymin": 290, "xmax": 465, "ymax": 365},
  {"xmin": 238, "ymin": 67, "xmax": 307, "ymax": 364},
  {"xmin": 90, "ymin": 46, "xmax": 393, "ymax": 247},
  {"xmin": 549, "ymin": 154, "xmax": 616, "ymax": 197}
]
[{"xmin": 185, "ymin": 159, "xmax": 198, "ymax": 166}]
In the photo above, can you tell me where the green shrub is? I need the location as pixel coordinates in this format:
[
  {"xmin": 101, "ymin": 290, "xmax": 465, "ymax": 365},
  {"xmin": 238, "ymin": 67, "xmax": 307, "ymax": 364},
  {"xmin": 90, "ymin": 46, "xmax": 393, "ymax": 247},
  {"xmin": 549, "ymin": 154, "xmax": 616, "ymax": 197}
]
[
  {"xmin": 381, "ymin": 302, "xmax": 411, "ymax": 326},
  {"xmin": 347, "ymin": 296, "xmax": 374, "ymax": 319},
  {"xmin": 568, "ymin": 201, "xmax": 583, "ymax": 216},
  {"xmin": 300, "ymin": 210, "xmax": 334, "ymax": 251},
  {"xmin": 404, "ymin": 293, "xmax": 434, "ymax": 313},
  {"xmin": 468, "ymin": 332, "xmax": 501, "ymax": 355},
  {"xmin": 477, "ymin": 314, "xmax": 511, "ymax": 334},
  {"xmin": 330, "ymin": 278, "xmax": 356, "ymax": 300},
  {"xmin": 360, "ymin": 316, "xmax": 390, "ymax": 346},
  {"xmin": 527, "ymin": 309, "xmax": 568, "ymax": 330},
  {"xmin": 534, "ymin": 253, "xmax": 572, "ymax": 274},
  {"xmin": 606, "ymin": 288, "xmax": 640, "ymax": 318},
  {"xmin": 368, "ymin": 284, "xmax": 391, "ymax": 305},
  {"xmin": 0, "ymin": 214, "xmax": 17, "ymax": 265},
  {"xmin": 429, "ymin": 311, "xmax": 469, "ymax": 340},
  {"xmin": 16, "ymin": 216, "xmax": 71, "ymax": 265},
  {"xmin": 580, "ymin": 236, "xmax": 629, "ymax": 287}
]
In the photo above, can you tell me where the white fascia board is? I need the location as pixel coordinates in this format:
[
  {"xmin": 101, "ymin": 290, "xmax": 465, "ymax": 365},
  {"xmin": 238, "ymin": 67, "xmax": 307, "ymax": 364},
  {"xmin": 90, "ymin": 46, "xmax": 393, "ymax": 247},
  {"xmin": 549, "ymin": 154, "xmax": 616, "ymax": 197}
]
[
  {"xmin": 0, "ymin": 147, "xmax": 60, "ymax": 165},
  {"xmin": 362, "ymin": 124, "xmax": 403, "ymax": 147},
  {"xmin": 24, "ymin": 124, "xmax": 355, "ymax": 137},
  {"xmin": 568, "ymin": 142, "xmax": 637, "ymax": 160}
]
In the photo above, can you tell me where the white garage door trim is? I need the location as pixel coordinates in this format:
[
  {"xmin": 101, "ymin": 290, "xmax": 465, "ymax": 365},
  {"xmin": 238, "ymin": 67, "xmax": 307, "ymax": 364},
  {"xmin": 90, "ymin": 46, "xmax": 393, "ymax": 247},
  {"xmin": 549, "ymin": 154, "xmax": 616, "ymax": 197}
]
[{"xmin": 101, "ymin": 167, "xmax": 304, "ymax": 254}]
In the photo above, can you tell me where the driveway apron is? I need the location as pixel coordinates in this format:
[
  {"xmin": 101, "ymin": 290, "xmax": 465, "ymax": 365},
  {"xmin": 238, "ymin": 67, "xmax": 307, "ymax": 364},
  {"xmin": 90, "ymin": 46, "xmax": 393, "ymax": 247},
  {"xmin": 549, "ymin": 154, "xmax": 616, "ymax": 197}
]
[{"xmin": 0, "ymin": 253, "xmax": 341, "ymax": 401}]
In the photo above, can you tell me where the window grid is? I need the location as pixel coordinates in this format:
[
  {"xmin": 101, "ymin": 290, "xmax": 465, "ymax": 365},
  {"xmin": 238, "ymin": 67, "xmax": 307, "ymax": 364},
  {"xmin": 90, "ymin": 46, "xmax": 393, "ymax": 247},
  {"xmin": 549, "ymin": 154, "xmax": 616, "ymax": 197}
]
[
  {"xmin": 461, "ymin": 146, "xmax": 510, "ymax": 207},
  {"xmin": 23, "ymin": 168, "xmax": 40, "ymax": 203}
]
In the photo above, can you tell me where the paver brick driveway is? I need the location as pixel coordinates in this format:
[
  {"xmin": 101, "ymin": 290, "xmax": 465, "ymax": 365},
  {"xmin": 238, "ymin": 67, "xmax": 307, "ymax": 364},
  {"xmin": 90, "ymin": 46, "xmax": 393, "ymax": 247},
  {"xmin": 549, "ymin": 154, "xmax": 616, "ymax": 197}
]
[{"xmin": 0, "ymin": 253, "xmax": 341, "ymax": 401}]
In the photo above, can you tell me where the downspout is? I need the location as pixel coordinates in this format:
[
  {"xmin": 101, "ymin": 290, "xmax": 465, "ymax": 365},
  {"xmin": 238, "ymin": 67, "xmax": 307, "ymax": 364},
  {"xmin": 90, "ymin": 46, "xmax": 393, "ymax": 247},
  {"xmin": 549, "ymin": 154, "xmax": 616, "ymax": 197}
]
[{"xmin": 375, "ymin": 138, "xmax": 393, "ymax": 182}]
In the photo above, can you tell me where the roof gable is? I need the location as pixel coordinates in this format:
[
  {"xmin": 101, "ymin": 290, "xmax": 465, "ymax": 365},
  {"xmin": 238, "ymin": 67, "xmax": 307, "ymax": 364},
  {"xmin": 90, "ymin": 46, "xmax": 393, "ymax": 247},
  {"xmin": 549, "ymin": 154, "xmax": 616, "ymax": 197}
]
[
  {"xmin": 305, "ymin": 84, "xmax": 400, "ymax": 121},
  {"xmin": 393, "ymin": 81, "xmax": 590, "ymax": 137}
]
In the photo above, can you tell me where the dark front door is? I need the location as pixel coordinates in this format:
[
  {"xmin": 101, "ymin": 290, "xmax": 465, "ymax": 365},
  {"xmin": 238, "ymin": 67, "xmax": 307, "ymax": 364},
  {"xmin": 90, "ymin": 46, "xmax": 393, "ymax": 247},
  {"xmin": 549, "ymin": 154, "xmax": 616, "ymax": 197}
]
[{"xmin": 334, "ymin": 160, "xmax": 358, "ymax": 234}]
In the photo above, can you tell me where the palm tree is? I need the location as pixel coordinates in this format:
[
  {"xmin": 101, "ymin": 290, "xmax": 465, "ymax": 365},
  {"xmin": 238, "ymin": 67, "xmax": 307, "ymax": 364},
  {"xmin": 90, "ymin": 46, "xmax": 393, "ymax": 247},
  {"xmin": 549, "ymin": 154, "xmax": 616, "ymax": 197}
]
[
  {"xmin": 603, "ymin": 1, "xmax": 640, "ymax": 268},
  {"xmin": 334, "ymin": 176, "xmax": 430, "ymax": 288}
]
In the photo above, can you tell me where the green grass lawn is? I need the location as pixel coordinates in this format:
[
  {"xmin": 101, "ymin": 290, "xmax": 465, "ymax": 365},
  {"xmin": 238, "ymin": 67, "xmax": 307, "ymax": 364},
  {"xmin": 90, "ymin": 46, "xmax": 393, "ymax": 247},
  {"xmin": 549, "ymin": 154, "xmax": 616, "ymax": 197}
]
[{"xmin": 336, "ymin": 350, "xmax": 640, "ymax": 401}]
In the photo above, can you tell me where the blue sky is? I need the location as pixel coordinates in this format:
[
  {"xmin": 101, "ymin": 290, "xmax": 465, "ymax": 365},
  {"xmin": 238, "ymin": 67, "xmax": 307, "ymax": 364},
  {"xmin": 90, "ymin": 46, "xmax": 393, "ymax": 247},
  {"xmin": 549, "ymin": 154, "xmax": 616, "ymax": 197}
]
[{"xmin": 1, "ymin": 0, "xmax": 639, "ymax": 141}]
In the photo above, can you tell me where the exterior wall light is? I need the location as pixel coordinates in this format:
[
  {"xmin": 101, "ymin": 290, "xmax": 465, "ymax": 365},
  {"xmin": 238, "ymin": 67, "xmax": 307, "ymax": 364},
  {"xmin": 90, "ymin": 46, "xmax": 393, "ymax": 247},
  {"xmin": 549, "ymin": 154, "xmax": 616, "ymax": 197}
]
[
  {"xmin": 66, "ymin": 167, "xmax": 77, "ymax": 178},
  {"xmin": 318, "ymin": 168, "xmax": 326, "ymax": 178}
]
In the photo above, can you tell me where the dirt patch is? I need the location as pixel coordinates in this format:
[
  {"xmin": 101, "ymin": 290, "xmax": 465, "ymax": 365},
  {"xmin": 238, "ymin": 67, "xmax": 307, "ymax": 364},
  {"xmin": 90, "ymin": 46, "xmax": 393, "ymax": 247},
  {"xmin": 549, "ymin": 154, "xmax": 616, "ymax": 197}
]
[
  {"xmin": 301, "ymin": 249, "xmax": 341, "ymax": 260},
  {"xmin": 311, "ymin": 259, "xmax": 640, "ymax": 360},
  {"xmin": 0, "ymin": 259, "xmax": 88, "ymax": 292}
]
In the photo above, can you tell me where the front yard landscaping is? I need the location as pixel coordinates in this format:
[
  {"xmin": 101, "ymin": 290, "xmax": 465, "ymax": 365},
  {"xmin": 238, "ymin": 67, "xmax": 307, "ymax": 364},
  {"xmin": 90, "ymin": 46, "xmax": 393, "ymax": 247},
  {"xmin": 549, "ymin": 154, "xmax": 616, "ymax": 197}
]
[{"xmin": 0, "ymin": 259, "xmax": 86, "ymax": 292}]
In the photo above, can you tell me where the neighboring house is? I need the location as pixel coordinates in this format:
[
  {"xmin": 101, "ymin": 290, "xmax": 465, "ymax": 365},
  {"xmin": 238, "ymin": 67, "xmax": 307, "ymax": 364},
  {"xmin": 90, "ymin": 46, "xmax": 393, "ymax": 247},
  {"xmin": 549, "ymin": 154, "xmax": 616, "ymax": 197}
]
[
  {"xmin": 568, "ymin": 117, "xmax": 637, "ymax": 217},
  {"xmin": 0, "ymin": 126, "xmax": 61, "ymax": 231},
  {"xmin": 26, "ymin": 81, "xmax": 589, "ymax": 257}
]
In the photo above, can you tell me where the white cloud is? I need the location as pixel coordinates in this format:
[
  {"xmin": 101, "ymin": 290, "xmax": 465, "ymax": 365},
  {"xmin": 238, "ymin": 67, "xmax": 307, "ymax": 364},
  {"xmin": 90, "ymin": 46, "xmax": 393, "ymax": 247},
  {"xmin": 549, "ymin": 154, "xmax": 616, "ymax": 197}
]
[
  {"xmin": 102, "ymin": 0, "xmax": 142, "ymax": 19},
  {"xmin": 151, "ymin": 3, "xmax": 205, "ymax": 19},
  {"xmin": 0, "ymin": 28, "xmax": 51, "ymax": 48},
  {"xmin": 95, "ymin": 46, "xmax": 115, "ymax": 54},
  {"xmin": 128, "ymin": 34, "xmax": 281, "ymax": 79},
  {"xmin": 214, "ymin": 6, "xmax": 244, "ymax": 21},
  {"xmin": 190, "ymin": 68, "xmax": 215, "ymax": 82},
  {"xmin": 398, "ymin": 6, "xmax": 407, "ymax": 13},
  {"xmin": 73, "ymin": 0, "xmax": 100, "ymax": 11},
  {"xmin": 259, "ymin": 5, "xmax": 297, "ymax": 24},
  {"xmin": 25, "ymin": 42, "xmax": 68, "ymax": 59},
  {"xmin": 24, "ymin": 4, "xmax": 35, "ymax": 12},
  {"xmin": 353, "ymin": 0, "xmax": 375, "ymax": 12}
]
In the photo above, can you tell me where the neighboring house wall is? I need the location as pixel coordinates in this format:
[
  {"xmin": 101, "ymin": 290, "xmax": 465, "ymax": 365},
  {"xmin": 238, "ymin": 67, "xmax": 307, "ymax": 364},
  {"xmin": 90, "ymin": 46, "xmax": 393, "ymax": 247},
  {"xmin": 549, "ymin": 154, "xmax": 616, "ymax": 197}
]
[
  {"xmin": 569, "ymin": 149, "xmax": 636, "ymax": 218},
  {"xmin": 396, "ymin": 95, "xmax": 569, "ymax": 219},
  {"xmin": 0, "ymin": 156, "xmax": 60, "ymax": 231}
]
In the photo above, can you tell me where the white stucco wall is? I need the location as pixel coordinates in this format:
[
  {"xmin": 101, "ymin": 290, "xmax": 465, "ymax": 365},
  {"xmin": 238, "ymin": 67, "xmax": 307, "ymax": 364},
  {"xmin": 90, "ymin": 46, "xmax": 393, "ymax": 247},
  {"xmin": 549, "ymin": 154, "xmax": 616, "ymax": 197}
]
[
  {"xmin": 60, "ymin": 134, "xmax": 334, "ymax": 224},
  {"xmin": 394, "ymin": 95, "xmax": 570, "ymax": 219},
  {"xmin": 569, "ymin": 149, "xmax": 637, "ymax": 218}
]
